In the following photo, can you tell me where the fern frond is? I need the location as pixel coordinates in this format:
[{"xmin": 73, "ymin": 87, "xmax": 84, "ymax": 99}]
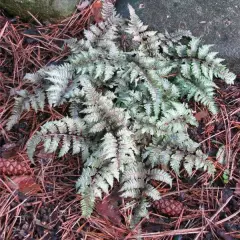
[
  {"xmin": 80, "ymin": 189, "xmax": 95, "ymax": 217},
  {"xmin": 147, "ymin": 169, "xmax": 172, "ymax": 186},
  {"xmin": 101, "ymin": 1, "xmax": 116, "ymax": 20},
  {"xmin": 127, "ymin": 4, "xmax": 148, "ymax": 38},
  {"xmin": 131, "ymin": 199, "xmax": 150, "ymax": 227},
  {"xmin": 144, "ymin": 184, "xmax": 161, "ymax": 201},
  {"xmin": 7, "ymin": 89, "xmax": 45, "ymax": 130},
  {"xmin": 144, "ymin": 145, "xmax": 171, "ymax": 167},
  {"xmin": 184, "ymin": 154, "xmax": 195, "ymax": 176},
  {"xmin": 170, "ymin": 151, "xmax": 184, "ymax": 175},
  {"xmin": 27, "ymin": 117, "xmax": 87, "ymax": 161},
  {"xmin": 159, "ymin": 102, "xmax": 198, "ymax": 133}
]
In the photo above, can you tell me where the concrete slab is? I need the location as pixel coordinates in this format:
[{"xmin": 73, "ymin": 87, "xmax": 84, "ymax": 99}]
[{"xmin": 116, "ymin": 0, "xmax": 240, "ymax": 73}]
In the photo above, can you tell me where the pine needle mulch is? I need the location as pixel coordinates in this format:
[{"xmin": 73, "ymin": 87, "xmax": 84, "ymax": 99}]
[{"xmin": 0, "ymin": 3, "xmax": 240, "ymax": 239}]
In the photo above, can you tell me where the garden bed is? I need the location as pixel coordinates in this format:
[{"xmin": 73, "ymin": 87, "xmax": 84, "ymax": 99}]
[{"xmin": 0, "ymin": 2, "xmax": 239, "ymax": 239}]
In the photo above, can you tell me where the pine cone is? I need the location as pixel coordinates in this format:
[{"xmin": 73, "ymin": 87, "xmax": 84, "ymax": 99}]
[
  {"xmin": 0, "ymin": 158, "xmax": 31, "ymax": 176},
  {"xmin": 153, "ymin": 199, "xmax": 184, "ymax": 217}
]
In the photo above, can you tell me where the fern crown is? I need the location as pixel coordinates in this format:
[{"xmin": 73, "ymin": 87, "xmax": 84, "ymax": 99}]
[{"xmin": 7, "ymin": 2, "xmax": 235, "ymax": 223}]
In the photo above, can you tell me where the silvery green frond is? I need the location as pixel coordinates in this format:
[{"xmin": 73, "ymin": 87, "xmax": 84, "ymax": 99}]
[
  {"xmin": 164, "ymin": 132, "xmax": 199, "ymax": 152},
  {"xmin": 80, "ymin": 2, "xmax": 121, "ymax": 46},
  {"xmin": 81, "ymin": 79, "xmax": 128, "ymax": 129},
  {"xmin": 185, "ymin": 150, "xmax": 215, "ymax": 175},
  {"xmin": 45, "ymin": 63, "xmax": 75, "ymax": 106},
  {"xmin": 194, "ymin": 150, "xmax": 210, "ymax": 170},
  {"xmin": 76, "ymin": 167, "xmax": 95, "ymax": 192},
  {"xmin": 117, "ymin": 128, "xmax": 139, "ymax": 155},
  {"xmin": 65, "ymin": 38, "xmax": 91, "ymax": 54},
  {"xmin": 188, "ymin": 37, "xmax": 201, "ymax": 57},
  {"xmin": 121, "ymin": 189, "xmax": 141, "ymax": 199},
  {"xmin": 138, "ymin": 31, "xmax": 160, "ymax": 57},
  {"xmin": 198, "ymin": 44, "xmax": 214, "ymax": 59},
  {"xmin": 58, "ymin": 135, "xmax": 71, "ymax": 157},
  {"xmin": 144, "ymin": 184, "xmax": 161, "ymax": 201},
  {"xmin": 80, "ymin": 189, "xmax": 95, "ymax": 217},
  {"xmin": 27, "ymin": 133, "xmax": 43, "ymax": 162},
  {"xmin": 147, "ymin": 169, "xmax": 172, "ymax": 187},
  {"xmin": 169, "ymin": 29, "xmax": 192, "ymax": 42},
  {"xmin": 101, "ymin": 1, "xmax": 116, "ymax": 20},
  {"xmin": 27, "ymin": 117, "xmax": 86, "ymax": 161},
  {"xmin": 24, "ymin": 71, "xmax": 44, "ymax": 84},
  {"xmin": 23, "ymin": 65, "xmax": 56, "ymax": 84},
  {"xmin": 94, "ymin": 174, "xmax": 110, "ymax": 194},
  {"xmin": 184, "ymin": 154, "xmax": 195, "ymax": 176},
  {"xmin": 121, "ymin": 162, "xmax": 147, "ymax": 181},
  {"xmin": 89, "ymin": 121, "xmax": 106, "ymax": 133},
  {"xmin": 131, "ymin": 199, "xmax": 150, "ymax": 227},
  {"xmin": 127, "ymin": 4, "xmax": 148, "ymax": 37},
  {"xmin": 158, "ymin": 29, "xmax": 191, "ymax": 47},
  {"xmin": 30, "ymin": 90, "xmax": 45, "ymax": 111},
  {"xmin": 214, "ymin": 67, "xmax": 236, "ymax": 84},
  {"xmin": 101, "ymin": 132, "xmax": 118, "ymax": 159},
  {"xmin": 7, "ymin": 91, "xmax": 29, "ymax": 130},
  {"xmin": 174, "ymin": 75, "xmax": 218, "ymax": 114},
  {"xmin": 121, "ymin": 178, "xmax": 145, "ymax": 192},
  {"xmin": 159, "ymin": 103, "xmax": 198, "ymax": 133},
  {"xmin": 121, "ymin": 162, "xmax": 146, "ymax": 197},
  {"xmin": 133, "ymin": 113, "xmax": 162, "ymax": 136},
  {"xmin": 171, "ymin": 36, "xmax": 236, "ymax": 94},
  {"xmin": 144, "ymin": 145, "xmax": 171, "ymax": 167},
  {"xmin": 170, "ymin": 151, "xmax": 185, "ymax": 175},
  {"xmin": 7, "ymin": 89, "xmax": 46, "ymax": 130},
  {"xmin": 203, "ymin": 160, "xmax": 216, "ymax": 175}
]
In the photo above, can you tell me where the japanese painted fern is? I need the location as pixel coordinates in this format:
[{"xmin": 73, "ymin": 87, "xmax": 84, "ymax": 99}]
[{"xmin": 7, "ymin": 3, "xmax": 235, "ymax": 224}]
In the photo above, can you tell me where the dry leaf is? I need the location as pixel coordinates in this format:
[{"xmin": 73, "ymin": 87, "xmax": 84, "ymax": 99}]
[
  {"xmin": 95, "ymin": 197, "xmax": 124, "ymax": 238},
  {"xmin": 0, "ymin": 142, "xmax": 20, "ymax": 159},
  {"xmin": 195, "ymin": 110, "xmax": 208, "ymax": 121},
  {"xmin": 205, "ymin": 124, "xmax": 215, "ymax": 134},
  {"xmin": 91, "ymin": 0, "xmax": 103, "ymax": 23},
  {"xmin": 95, "ymin": 195, "xmax": 122, "ymax": 226},
  {"xmin": 6, "ymin": 176, "xmax": 41, "ymax": 195}
]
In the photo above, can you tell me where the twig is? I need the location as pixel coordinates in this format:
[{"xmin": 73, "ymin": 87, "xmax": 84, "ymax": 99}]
[
  {"xmin": 135, "ymin": 227, "xmax": 207, "ymax": 238},
  {"xmin": 194, "ymin": 195, "xmax": 233, "ymax": 240},
  {"xmin": 27, "ymin": 11, "xmax": 43, "ymax": 26},
  {"xmin": 0, "ymin": 21, "xmax": 8, "ymax": 40},
  {"xmin": 215, "ymin": 208, "xmax": 240, "ymax": 225}
]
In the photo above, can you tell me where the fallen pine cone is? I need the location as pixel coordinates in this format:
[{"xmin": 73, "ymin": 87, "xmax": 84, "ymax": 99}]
[
  {"xmin": 153, "ymin": 199, "xmax": 184, "ymax": 217},
  {"xmin": 0, "ymin": 158, "xmax": 31, "ymax": 176}
]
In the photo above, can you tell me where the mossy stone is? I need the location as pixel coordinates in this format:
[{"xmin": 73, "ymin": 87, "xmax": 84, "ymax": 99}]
[{"xmin": 0, "ymin": 0, "xmax": 78, "ymax": 21}]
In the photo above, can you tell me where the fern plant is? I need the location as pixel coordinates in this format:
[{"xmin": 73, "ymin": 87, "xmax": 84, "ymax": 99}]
[{"xmin": 7, "ymin": 3, "xmax": 235, "ymax": 224}]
